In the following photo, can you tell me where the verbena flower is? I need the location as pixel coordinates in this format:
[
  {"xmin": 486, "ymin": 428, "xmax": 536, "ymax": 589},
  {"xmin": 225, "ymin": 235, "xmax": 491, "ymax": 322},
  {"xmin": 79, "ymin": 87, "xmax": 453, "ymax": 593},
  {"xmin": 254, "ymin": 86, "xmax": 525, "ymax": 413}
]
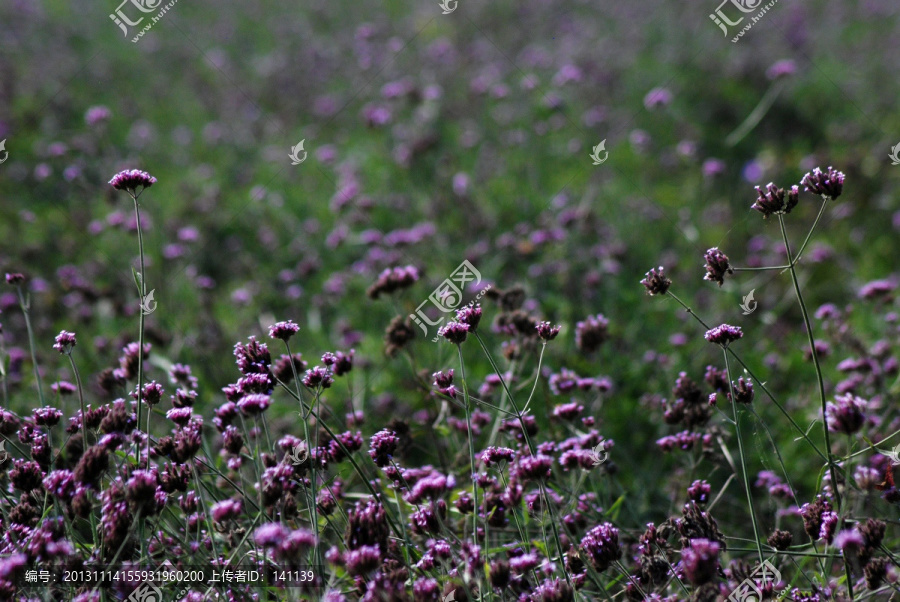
[
  {"xmin": 825, "ymin": 393, "xmax": 867, "ymax": 434},
  {"xmin": 802, "ymin": 166, "xmax": 844, "ymax": 200},
  {"xmin": 438, "ymin": 321, "xmax": 469, "ymax": 345},
  {"xmin": 752, "ymin": 183, "xmax": 799, "ymax": 218},
  {"xmin": 581, "ymin": 522, "xmax": 620, "ymax": 572},
  {"xmin": 109, "ymin": 169, "xmax": 157, "ymax": 194},
  {"xmin": 703, "ymin": 248, "xmax": 732, "ymax": 286},
  {"xmin": 680, "ymin": 538, "xmax": 720, "ymax": 584},
  {"xmin": 53, "ymin": 330, "xmax": 77, "ymax": 354},
  {"xmin": 575, "ymin": 314, "xmax": 608, "ymax": 354},
  {"xmin": 536, "ymin": 321, "xmax": 561, "ymax": 341},
  {"xmin": 268, "ymin": 320, "xmax": 300, "ymax": 342},
  {"xmin": 640, "ymin": 266, "xmax": 671, "ymax": 296},
  {"xmin": 704, "ymin": 324, "xmax": 743, "ymax": 346}
]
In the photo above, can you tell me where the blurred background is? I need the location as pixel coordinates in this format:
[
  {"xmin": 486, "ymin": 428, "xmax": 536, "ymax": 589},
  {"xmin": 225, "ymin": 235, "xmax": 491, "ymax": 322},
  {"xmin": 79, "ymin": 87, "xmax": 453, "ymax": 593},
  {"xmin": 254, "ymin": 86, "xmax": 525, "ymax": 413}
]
[{"xmin": 1, "ymin": 0, "xmax": 899, "ymax": 525}]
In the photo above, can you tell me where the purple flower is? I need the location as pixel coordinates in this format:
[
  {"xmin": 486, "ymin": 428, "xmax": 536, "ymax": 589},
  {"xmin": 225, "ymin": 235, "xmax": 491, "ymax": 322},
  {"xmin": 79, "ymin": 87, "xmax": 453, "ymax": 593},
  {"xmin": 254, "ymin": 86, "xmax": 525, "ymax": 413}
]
[
  {"xmin": 53, "ymin": 330, "xmax": 77, "ymax": 355},
  {"xmin": 680, "ymin": 538, "xmax": 720, "ymax": 584},
  {"xmin": 211, "ymin": 499, "xmax": 243, "ymax": 523},
  {"xmin": 640, "ymin": 266, "xmax": 672, "ymax": 296},
  {"xmin": 268, "ymin": 320, "xmax": 300, "ymax": 342},
  {"xmin": 536, "ymin": 321, "xmax": 561, "ymax": 341},
  {"xmin": 302, "ymin": 366, "xmax": 334, "ymax": 389},
  {"xmin": 802, "ymin": 166, "xmax": 844, "ymax": 199},
  {"xmin": 687, "ymin": 480, "xmax": 711, "ymax": 505},
  {"xmin": 819, "ymin": 511, "xmax": 839, "ymax": 543},
  {"xmin": 5, "ymin": 272, "xmax": 25, "ymax": 285},
  {"xmin": 346, "ymin": 545, "xmax": 382, "ymax": 575},
  {"xmin": 438, "ymin": 321, "xmax": 469, "ymax": 345},
  {"xmin": 33, "ymin": 407, "xmax": 63, "ymax": 427},
  {"xmin": 575, "ymin": 314, "xmax": 608, "ymax": 354},
  {"xmin": 705, "ymin": 324, "xmax": 743, "ymax": 346},
  {"xmin": 581, "ymin": 522, "xmax": 621, "ymax": 572},
  {"xmin": 825, "ymin": 394, "xmax": 867, "ymax": 434},
  {"xmin": 166, "ymin": 407, "xmax": 193, "ymax": 426},
  {"xmin": 237, "ymin": 393, "xmax": 271, "ymax": 416},
  {"xmin": 766, "ymin": 59, "xmax": 797, "ymax": 80},
  {"xmin": 369, "ymin": 429, "xmax": 399, "ymax": 467},
  {"xmin": 833, "ymin": 529, "xmax": 865, "ymax": 554},
  {"xmin": 703, "ymin": 248, "xmax": 732, "ymax": 286},
  {"xmin": 456, "ymin": 304, "xmax": 482, "ymax": 331},
  {"xmin": 644, "ymin": 87, "xmax": 673, "ymax": 109},
  {"xmin": 481, "ymin": 446, "xmax": 515, "ymax": 467},
  {"xmin": 366, "ymin": 265, "xmax": 419, "ymax": 299},
  {"xmin": 515, "ymin": 454, "xmax": 553, "ymax": 481},
  {"xmin": 109, "ymin": 169, "xmax": 157, "ymax": 194},
  {"xmin": 85, "ymin": 106, "xmax": 111, "ymax": 126},
  {"xmin": 753, "ymin": 183, "xmax": 799, "ymax": 218},
  {"xmin": 255, "ymin": 522, "xmax": 289, "ymax": 547},
  {"xmin": 729, "ymin": 377, "xmax": 754, "ymax": 404}
]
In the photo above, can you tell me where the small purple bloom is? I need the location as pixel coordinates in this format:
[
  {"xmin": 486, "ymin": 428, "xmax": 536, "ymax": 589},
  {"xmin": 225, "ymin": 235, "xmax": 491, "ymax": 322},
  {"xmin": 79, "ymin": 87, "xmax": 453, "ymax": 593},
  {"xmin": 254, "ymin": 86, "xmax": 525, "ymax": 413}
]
[
  {"xmin": 802, "ymin": 166, "xmax": 844, "ymax": 200},
  {"xmin": 53, "ymin": 330, "xmax": 77, "ymax": 355},
  {"xmin": 705, "ymin": 324, "xmax": 743, "ymax": 346},
  {"xmin": 109, "ymin": 169, "xmax": 157, "ymax": 194},
  {"xmin": 268, "ymin": 320, "xmax": 300, "ymax": 342}
]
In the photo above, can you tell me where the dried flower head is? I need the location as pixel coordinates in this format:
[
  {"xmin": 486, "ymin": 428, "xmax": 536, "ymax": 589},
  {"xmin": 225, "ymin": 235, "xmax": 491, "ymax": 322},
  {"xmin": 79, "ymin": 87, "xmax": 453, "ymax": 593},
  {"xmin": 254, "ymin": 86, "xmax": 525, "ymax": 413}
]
[{"xmin": 536, "ymin": 321, "xmax": 561, "ymax": 341}]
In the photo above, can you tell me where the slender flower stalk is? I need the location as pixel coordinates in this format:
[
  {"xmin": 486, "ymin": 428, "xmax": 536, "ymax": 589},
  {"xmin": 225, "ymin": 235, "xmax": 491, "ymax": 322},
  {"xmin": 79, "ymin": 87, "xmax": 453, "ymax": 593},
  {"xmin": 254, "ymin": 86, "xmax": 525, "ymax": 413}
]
[
  {"xmin": 722, "ymin": 349, "xmax": 763, "ymax": 564},
  {"xmin": 777, "ymin": 214, "xmax": 841, "ymax": 509},
  {"xmin": 110, "ymin": 169, "xmax": 156, "ymax": 467},
  {"xmin": 10, "ymin": 279, "xmax": 45, "ymax": 405}
]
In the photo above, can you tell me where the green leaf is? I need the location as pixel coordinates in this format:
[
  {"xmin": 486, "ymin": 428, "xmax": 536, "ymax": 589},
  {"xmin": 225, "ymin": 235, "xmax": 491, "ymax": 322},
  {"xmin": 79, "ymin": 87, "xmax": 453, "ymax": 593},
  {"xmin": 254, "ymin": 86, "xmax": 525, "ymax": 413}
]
[{"xmin": 132, "ymin": 268, "xmax": 143, "ymax": 295}]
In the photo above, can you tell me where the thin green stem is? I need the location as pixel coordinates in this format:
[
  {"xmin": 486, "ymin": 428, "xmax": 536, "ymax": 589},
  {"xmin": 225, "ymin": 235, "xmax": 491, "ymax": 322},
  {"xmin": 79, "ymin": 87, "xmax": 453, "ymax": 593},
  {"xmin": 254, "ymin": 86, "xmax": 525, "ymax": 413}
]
[
  {"xmin": 791, "ymin": 198, "xmax": 829, "ymax": 266},
  {"xmin": 456, "ymin": 344, "xmax": 482, "ymax": 602},
  {"xmin": 778, "ymin": 215, "xmax": 841, "ymax": 508},
  {"xmin": 284, "ymin": 340, "xmax": 321, "ymax": 568},
  {"xmin": 17, "ymin": 287, "xmax": 45, "ymax": 405},
  {"xmin": 732, "ymin": 265, "xmax": 792, "ymax": 272},
  {"xmin": 723, "ymin": 349, "xmax": 763, "ymax": 565},
  {"xmin": 725, "ymin": 78, "xmax": 787, "ymax": 146},
  {"xmin": 666, "ymin": 290, "xmax": 828, "ymax": 462},
  {"xmin": 133, "ymin": 195, "xmax": 147, "ymax": 468},
  {"xmin": 67, "ymin": 354, "xmax": 89, "ymax": 446}
]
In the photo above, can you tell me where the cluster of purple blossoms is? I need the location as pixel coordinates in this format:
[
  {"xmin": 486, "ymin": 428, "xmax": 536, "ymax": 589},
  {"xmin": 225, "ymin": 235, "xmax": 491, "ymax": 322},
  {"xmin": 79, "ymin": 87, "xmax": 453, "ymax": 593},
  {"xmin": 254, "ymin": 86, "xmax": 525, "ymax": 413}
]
[
  {"xmin": 437, "ymin": 321, "xmax": 470, "ymax": 344},
  {"xmin": 268, "ymin": 319, "xmax": 300, "ymax": 342},
  {"xmin": 802, "ymin": 166, "xmax": 844, "ymax": 200},
  {"xmin": 52, "ymin": 330, "xmax": 77, "ymax": 355},
  {"xmin": 702, "ymin": 248, "xmax": 732, "ymax": 287},
  {"xmin": 825, "ymin": 393, "xmax": 867, "ymax": 434},
  {"xmin": 108, "ymin": 169, "xmax": 157, "ymax": 194},
  {"xmin": 581, "ymin": 522, "xmax": 621, "ymax": 572},
  {"xmin": 368, "ymin": 429, "xmax": 399, "ymax": 467},
  {"xmin": 704, "ymin": 324, "xmax": 743, "ymax": 346},
  {"xmin": 640, "ymin": 266, "xmax": 672, "ymax": 296},
  {"xmin": 432, "ymin": 369, "xmax": 456, "ymax": 398},
  {"xmin": 574, "ymin": 313, "xmax": 608, "ymax": 354},
  {"xmin": 752, "ymin": 182, "xmax": 799, "ymax": 218},
  {"xmin": 366, "ymin": 265, "xmax": 420, "ymax": 299}
]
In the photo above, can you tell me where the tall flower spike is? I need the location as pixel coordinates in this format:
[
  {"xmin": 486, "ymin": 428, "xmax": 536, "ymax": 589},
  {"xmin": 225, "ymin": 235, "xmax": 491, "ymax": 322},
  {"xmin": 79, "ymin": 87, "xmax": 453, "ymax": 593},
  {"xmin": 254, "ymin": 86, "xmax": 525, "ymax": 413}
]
[{"xmin": 802, "ymin": 166, "xmax": 844, "ymax": 200}]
